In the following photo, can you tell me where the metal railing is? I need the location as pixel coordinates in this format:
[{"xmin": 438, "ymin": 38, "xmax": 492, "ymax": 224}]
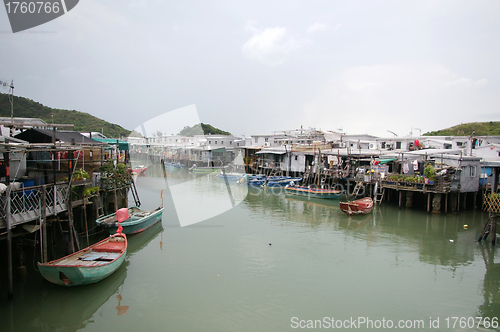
[{"xmin": 0, "ymin": 183, "xmax": 70, "ymax": 227}]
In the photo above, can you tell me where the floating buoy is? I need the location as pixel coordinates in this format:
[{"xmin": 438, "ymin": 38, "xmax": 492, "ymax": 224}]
[{"xmin": 463, "ymin": 225, "xmax": 468, "ymax": 229}]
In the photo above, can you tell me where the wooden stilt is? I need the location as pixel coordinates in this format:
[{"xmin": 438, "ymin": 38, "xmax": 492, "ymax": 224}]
[
  {"xmin": 445, "ymin": 193, "xmax": 448, "ymax": 215},
  {"xmin": 83, "ymin": 198, "xmax": 89, "ymax": 247},
  {"xmin": 427, "ymin": 193, "xmax": 431, "ymax": 213},
  {"xmin": 6, "ymin": 187, "xmax": 13, "ymax": 300},
  {"xmin": 42, "ymin": 185, "xmax": 47, "ymax": 263},
  {"xmin": 492, "ymin": 215, "xmax": 497, "ymax": 245},
  {"xmin": 399, "ymin": 191, "xmax": 402, "ymax": 209}
]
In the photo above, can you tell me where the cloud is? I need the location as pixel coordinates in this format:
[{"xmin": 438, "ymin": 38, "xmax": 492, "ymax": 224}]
[
  {"xmin": 441, "ymin": 77, "xmax": 488, "ymax": 89},
  {"xmin": 307, "ymin": 23, "xmax": 328, "ymax": 33},
  {"xmin": 301, "ymin": 62, "xmax": 495, "ymax": 136},
  {"xmin": 242, "ymin": 23, "xmax": 306, "ymax": 65}
]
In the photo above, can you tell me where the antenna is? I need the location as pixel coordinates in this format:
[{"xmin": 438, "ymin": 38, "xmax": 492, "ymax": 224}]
[
  {"xmin": 1, "ymin": 80, "xmax": 14, "ymax": 136},
  {"xmin": 387, "ymin": 130, "xmax": 398, "ymax": 137}
]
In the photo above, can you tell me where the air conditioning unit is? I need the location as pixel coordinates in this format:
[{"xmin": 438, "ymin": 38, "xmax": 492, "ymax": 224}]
[
  {"xmin": 369, "ymin": 143, "xmax": 377, "ymax": 150},
  {"xmin": 264, "ymin": 142, "xmax": 270, "ymax": 147}
]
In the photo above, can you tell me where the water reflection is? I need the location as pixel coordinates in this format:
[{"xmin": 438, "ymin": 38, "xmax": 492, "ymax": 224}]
[
  {"xmin": 1, "ymin": 220, "xmax": 164, "ymax": 332},
  {"xmin": 478, "ymin": 244, "xmax": 500, "ymax": 320},
  {"xmin": 115, "ymin": 294, "xmax": 129, "ymax": 316},
  {"xmin": 244, "ymin": 187, "xmax": 487, "ymax": 270}
]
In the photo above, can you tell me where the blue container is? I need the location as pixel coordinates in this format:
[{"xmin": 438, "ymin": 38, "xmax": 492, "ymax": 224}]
[{"xmin": 20, "ymin": 178, "xmax": 35, "ymax": 198}]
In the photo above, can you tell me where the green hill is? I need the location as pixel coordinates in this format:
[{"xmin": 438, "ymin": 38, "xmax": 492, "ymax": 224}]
[
  {"xmin": 0, "ymin": 93, "xmax": 131, "ymax": 138},
  {"xmin": 424, "ymin": 121, "xmax": 500, "ymax": 136},
  {"xmin": 179, "ymin": 123, "xmax": 231, "ymax": 136}
]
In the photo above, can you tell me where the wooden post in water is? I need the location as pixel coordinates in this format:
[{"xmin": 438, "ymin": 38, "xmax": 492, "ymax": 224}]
[
  {"xmin": 398, "ymin": 191, "xmax": 402, "ymax": 209},
  {"xmin": 83, "ymin": 196, "xmax": 89, "ymax": 247},
  {"xmin": 427, "ymin": 192, "xmax": 431, "ymax": 213},
  {"xmin": 6, "ymin": 186, "xmax": 13, "ymax": 299},
  {"xmin": 42, "ymin": 185, "xmax": 47, "ymax": 263},
  {"xmin": 491, "ymin": 215, "xmax": 497, "ymax": 245},
  {"xmin": 445, "ymin": 193, "xmax": 448, "ymax": 215}
]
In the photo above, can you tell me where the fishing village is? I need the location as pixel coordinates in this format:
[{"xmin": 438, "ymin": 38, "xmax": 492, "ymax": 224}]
[
  {"xmin": 4, "ymin": 2, "xmax": 500, "ymax": 330},
  {"xmin": 0, "ymin": 109, "xmax": 500, "ymax": 302}
]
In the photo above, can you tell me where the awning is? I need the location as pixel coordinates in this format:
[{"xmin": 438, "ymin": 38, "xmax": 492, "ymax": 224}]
[
  {"xmin": 256, "ymin": 150, "xmax": 286, "ymax": 155},
  {"xmin": 92, "ymin": 138, "xmax": 129, "ymax": 151},
  {"xmin": 376, "ymin": 158, "xmax": 397, "ymax": 164}
]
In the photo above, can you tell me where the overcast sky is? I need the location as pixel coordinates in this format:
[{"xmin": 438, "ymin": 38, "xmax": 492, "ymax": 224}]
[{"xmin": 1, "ymin": 0, "xmax": 499, "ymax": 138}]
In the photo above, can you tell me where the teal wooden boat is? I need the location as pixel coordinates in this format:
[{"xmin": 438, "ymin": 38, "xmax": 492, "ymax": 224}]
[
  {"xmin": 189, "ymin": 165, "xmax": 222, "ymax": 173},
  {"xmin": 96, "ymin": 206, "xmax": 164, "ymax": 235},
  {"xmin": 284, "ymin": 185, "xmax": 343, "ymax": 199},
  {"xmin": 37, "ymin": 233, "xmax": 127, "ymax": 287}
]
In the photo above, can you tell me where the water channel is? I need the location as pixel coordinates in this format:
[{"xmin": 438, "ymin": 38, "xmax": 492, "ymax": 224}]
[{"xmin": 1, "ymin": 163, "xmax": 499, "ymax": 331}]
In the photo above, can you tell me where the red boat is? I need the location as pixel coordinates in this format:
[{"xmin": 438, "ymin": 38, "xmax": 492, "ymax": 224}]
[
  {"xmin": 340, "ymin": 197, "xmax": 373, "ymax": 215},
  {"xmin": 130, "ymin": 165, "xmax": 147, "ymax": 175}
]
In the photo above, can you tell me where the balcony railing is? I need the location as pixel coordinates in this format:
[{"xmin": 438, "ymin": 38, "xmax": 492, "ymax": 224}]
[{"xmin": 0, "ymin": 184, "xmax": 70, "ymax": 228}]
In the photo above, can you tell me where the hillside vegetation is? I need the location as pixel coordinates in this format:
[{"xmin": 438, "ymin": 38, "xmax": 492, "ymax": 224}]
[
  {"xmin": 0, "ymin": 93, "xmax": 131, "ymax": 138},
  {"xmin": 424, "ymin": 121, "xmax": 500, "ymax": 136},
  {"xmin": 179, "ymin": 123, "xmax": 231, "ymax": 136}
]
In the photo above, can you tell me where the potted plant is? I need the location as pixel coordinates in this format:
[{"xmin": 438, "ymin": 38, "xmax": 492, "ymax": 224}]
[{"xmin": 424, "ymin": 163, "xmax": 436, "ymax": 184}]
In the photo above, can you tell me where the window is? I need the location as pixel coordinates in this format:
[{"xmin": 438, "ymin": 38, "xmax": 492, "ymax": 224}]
[
  {"xmin": 215, "ymin": 141, "xmax": 217, "ymax": 144},
  {"xmin": 209, "ymin": 141, "xmax": 211, "ymax": 144},
  {"xmin": 254, "ymin": 138, "xmax": 258, "ymax": 143},
  {"xmin": 230, "ymin": 141, "xmax": 232, "ymax": 145},
  {"xmin": 265, "ymin": 138, "xmax": 269, "ymax": 142},
  {"xmin": 470, "ymin": 166, "xmax": 476, "ymax": 177}
]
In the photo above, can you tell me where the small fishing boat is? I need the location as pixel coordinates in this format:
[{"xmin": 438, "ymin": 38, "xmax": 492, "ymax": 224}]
[
  {"xmin": 266, "ymin": 177, "xmax": 302, "ymax": 187},
  {"xmin": 164, "ymin": 162, "xmax": 185, "ymax": 170},
  {"xmin": 340, "ymin": 197, "xmax": 374, "ymax": 215},
  {"xmin": 218, "ymin": 171, "xmax": 246, "ymax": 181},
  {"xmin": 189, "ymin": 165, "xmax": 222, "ymax": 174},
  {"xmin": 96, "ymin": 206, "xmax": 164, "ymax": 235},
  {"xmin": 284, "ymin": 185, "xmax": 343, "ymax": 199},
  {"xmin": 130, "ymin": 165, "xmax": 147, "ymax": 175},
  {"xmin": 38, "ymin": 233, "xmax": 127, "ymax": 287}
]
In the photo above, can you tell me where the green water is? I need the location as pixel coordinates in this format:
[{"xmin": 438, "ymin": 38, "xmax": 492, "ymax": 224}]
[{"xmin": 1, "ymin": 167, "xmax": 500, "ymax": 331}]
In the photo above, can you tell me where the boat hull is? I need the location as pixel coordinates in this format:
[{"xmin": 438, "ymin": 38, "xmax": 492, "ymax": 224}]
[
  {"xmin": 284, "ymin": 186, "xmax": 343, "ymax": 199},
  {"xmin": 38, "ymin": 254, "xmax": 126, "ymax": 287},
  {"xmin": 164, "ymin": 162, "xmax": 184, "ymax": 170},
  {"xmin": 38, "ymin": 233, "xmax": 127, "ymax": 287},
  {"xmin": 218, "ymin": 172, "xmax": 246, "ymax": 181},
  {"xmin": 340, "ymin": 197, "xmax": 374, "ymax": 215},
  {"xmin": 189, "ymin": 167, "xmax": 221, "ymax": 174},
  {"xmin": 96, "ymin": 207, "xmax": 164, "ymax": 235},
  {"xmin": 131, "ymin": 166, "xmax": 147, "ymax": 175},
  {"xmin": 267, "ymin": 177, "xmax": 302, "ymax": 187}
]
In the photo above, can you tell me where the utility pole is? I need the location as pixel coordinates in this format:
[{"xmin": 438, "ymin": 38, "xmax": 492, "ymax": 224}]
[{"xmin": 1, "ymin": 80, "xmax": 14, "ymax": 136}]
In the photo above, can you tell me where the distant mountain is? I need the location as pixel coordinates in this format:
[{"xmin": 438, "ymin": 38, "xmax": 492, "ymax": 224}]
[
  {"xmin": 178, "ymin": 123, "xmax": 231, "ymax": 136},
  {"xmin": 0, "ymin": 93, "xmax": 131, "ymax": 138},
  {"xmin": 424, "ymin": 121, "xmax": 500, "ymax": 136}
]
